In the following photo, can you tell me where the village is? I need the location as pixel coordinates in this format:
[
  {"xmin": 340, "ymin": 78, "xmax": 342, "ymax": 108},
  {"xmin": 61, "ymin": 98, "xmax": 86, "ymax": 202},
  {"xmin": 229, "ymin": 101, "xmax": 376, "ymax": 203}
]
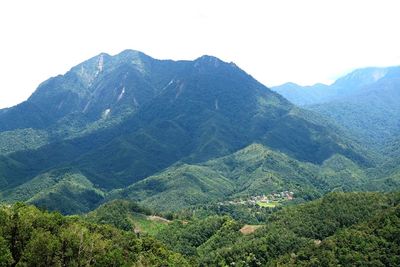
[{"xmin": 219, "ymin": 191, "xmax": 294, "ymax": 208}]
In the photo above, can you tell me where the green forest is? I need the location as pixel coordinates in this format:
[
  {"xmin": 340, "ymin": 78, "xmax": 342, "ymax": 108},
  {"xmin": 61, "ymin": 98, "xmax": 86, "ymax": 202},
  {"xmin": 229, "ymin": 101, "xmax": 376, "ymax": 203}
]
[
  {"xmin": 0, "ymin": 203, "xmax": 188, "ymax": 266},
  {"xmin": 0, "ymin": 192, "xmax": 398, "ymax": 266}
]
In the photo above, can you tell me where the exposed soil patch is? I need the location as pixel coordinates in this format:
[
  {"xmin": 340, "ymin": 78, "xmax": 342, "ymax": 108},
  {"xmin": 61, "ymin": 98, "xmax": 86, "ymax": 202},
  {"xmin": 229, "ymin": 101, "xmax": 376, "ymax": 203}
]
[
  {"xmin": 148, "ymin": 215, "xmax": 171, "ymax": 224},
  {"xmin": 240, "ymin": 224, "xmax": 263, "ymax": 235}
]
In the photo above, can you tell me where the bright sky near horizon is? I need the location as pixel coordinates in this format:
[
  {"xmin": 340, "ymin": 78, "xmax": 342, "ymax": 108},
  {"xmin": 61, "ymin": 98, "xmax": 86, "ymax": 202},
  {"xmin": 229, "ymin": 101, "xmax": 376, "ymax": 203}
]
[{"xmin": 0, "ymin": 0, "xmax": 399, "ymax": 108}]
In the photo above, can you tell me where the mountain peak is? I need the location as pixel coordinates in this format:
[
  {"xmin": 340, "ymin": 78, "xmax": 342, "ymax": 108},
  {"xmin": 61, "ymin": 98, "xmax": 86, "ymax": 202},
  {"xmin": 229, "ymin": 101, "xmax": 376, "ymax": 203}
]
[
  {"xmin": 116, "ymin": 49, "xmax": 150, "ymax": 60},
  {"xmin": 333, "ymin": 67, "xmax": 389, "ymax": 89},
  {"xmin": 276, "ymin": 82, "xmax": 300, "ymax": 88},
  {"xmin": 194, "ymin": 55, "xmax": 225, "ymax": 67}
]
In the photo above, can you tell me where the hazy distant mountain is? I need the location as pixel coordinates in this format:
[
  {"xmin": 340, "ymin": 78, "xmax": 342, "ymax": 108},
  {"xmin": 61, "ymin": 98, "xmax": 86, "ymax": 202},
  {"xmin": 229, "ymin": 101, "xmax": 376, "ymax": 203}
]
[
  {"xmin": 273, "ymin": 67, "xmax": 398, "ymax": 106},
  {"xmin": 273, "ymin": 66, "xmax": 400, "ymax": 147},
  {"xmin": 272, "ymin": 82, "xmax": 330, "ymax": 105}
]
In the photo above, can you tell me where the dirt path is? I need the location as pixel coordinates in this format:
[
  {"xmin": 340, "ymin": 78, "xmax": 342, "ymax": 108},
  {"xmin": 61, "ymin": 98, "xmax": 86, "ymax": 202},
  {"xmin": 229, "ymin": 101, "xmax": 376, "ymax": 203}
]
[{"xmin": 148, "ymin": 215, "xmax": 171, "ymax": 224}]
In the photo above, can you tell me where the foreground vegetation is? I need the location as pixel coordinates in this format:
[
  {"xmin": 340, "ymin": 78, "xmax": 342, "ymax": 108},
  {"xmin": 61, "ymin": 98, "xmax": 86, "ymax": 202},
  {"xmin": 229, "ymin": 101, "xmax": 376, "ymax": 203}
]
[
  {"xmin": 157, "ymin": 192, "xmax": 400, "ymax": 266},
  {"xmin": 0, "ymin": 203, "xmax": 187, "ymax": 266},
  {"xmin": 0, "ymin": 192, "xmax": 398, "ymax": 266}
]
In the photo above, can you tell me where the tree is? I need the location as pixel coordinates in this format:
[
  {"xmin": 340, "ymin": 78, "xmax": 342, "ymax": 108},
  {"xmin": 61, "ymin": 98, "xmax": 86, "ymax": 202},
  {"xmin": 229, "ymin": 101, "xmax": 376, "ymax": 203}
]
[{"xmin": 0, "ymin": 236, "xmax": 13, "ymax": 267}]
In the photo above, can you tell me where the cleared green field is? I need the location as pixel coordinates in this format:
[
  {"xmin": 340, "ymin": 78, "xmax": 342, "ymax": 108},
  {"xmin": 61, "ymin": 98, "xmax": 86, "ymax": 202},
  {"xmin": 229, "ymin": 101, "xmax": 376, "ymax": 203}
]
[
  {"xmin": 257, "ymin": 201, "xmax": 279, "ymax": 208},
  {"xmin": 130, "ymin": 213, "xmax": 170, "ymax": 235}
]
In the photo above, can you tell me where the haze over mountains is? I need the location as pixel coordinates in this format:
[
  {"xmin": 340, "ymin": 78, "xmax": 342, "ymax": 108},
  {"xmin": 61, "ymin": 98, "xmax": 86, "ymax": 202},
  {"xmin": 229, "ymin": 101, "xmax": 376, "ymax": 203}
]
[
  {"xmin": 0, "ymin": 50, "xmax": 398, "ymax": 215},
  {"xmin": 273, "ymin": 66, "xmax": 400, "ymax": 148}
]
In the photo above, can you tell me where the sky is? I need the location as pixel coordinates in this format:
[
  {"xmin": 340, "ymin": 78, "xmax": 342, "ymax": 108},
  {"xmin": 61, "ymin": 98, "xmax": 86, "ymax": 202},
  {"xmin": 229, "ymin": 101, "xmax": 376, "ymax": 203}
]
[{"xmin": 0, "ymin": 0, "xmax": 400, "ymax": 108}]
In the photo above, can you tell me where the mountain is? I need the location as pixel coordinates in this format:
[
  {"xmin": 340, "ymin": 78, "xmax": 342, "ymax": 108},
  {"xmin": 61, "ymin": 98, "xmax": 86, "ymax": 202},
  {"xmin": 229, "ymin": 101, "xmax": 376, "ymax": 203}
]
[
  {"xmin": 0, "ymin": 50, "xmax": 398, "ymax": 266},
  {"xmin": 0, "ymin": 50, "xmax": 177, "ymax": 153},
  {"xmin": 273, "ymin": 67, "xmax": 399, "ymax": 106},
  {"xmin": 0, "ymin": 50, "xmax": 372, "ymax": 213},
  {"xmin": 272, "ymin": 82, "xmax": 330, "ymax": 106},
  {"xmin": 273, "ymin": 66, "xmax": 400, "ymax": 148}
]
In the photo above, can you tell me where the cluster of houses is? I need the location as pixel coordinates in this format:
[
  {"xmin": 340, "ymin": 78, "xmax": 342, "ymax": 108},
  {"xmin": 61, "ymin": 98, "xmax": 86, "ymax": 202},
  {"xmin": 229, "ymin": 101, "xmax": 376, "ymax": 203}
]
[{"xmin": 220, "ymin": 190, "xmax": 294, "ymax": 206}]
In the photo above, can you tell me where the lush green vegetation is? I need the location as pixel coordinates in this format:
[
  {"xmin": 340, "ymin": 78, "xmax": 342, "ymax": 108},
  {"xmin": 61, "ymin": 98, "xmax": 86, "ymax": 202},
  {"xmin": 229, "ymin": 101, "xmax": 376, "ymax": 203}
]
[
  {"xmin": 155, "ymin": 192, "xmax": 400, "ymax": 266},
  {"xmin": 85, "ymin": 200, "xmax": 169, "ymax": 235},
  {"xmin": 0, "ymin": 171, "xmax": 105, "ymax": 214},
  {"xmin": 111, "ymin": 144, "xmax": 378, "ymax": 212},
  {"xmin": 173, "ymin": 202, "xmax": 277, "ymax": 225},
  {"xmin": 0, "ymin": 202, "xmax": 188, "ymax": 266},
  {"xmin": 0, "ymin": 191, "xmax": 398, "ymax": 266},
  {"xmin": 0, "ymin": 128, "xmax": 49, "ymax": 155},
  {"xmin": 156, "ymin": 215, "xmax": 243, "ymax": 260},
  {"xmin": 0, "ymin": 142, "xmax": 394, "ymax": 214},
  {"xmin": 309, "ymin": 86, "xmax": 400, "ymax": 150}
]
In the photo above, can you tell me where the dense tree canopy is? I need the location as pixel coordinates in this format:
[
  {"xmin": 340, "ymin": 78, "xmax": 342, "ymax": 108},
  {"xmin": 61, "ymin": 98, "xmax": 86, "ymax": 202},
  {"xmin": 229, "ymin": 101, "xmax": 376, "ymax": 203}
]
[{"xmin": 0, "ymin": 203, "xmax": 188, "ymax": 266}]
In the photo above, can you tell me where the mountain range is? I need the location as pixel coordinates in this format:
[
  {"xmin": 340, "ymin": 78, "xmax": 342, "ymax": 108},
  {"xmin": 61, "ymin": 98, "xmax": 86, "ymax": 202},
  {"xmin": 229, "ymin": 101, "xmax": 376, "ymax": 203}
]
[
  {"xmin": 0, "ymin": 50, "xmax": 398, "ymax": 214},
  {"xmin": 273, "ymin": 66, "xmax": 400, "ymax": 148}
]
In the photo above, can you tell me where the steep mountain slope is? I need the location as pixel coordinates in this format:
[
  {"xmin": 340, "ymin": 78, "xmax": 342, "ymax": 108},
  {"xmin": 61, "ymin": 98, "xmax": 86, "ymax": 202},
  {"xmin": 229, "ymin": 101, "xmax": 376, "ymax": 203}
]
[
  {"xmin": 0, "ymin": 50, "xmax": 183, "ymax": 154},
  {"xmin": 1, "ymin": 51, "xmax": 162, "ymax": 130},
  {"xmin": 0, "ymin": 50, "xmax": 373, "ymax": 216},
  {"xmin": 273, "ymin": 66, "xmax": 400, "ymax": 148},
  {"xmin": 310, "ymin": 74, "xmax": 400, "ymax": 147},
  {"xmin": 0, "ymin": 50, "xmax": 371, "ymax": 213},
  {"xmin": 366, "ymin": 136, "xmax": 400, "ymax": 191},
  {"xmin": 0, "ymin": 170, "xmax": 105, "ymax": 214}
]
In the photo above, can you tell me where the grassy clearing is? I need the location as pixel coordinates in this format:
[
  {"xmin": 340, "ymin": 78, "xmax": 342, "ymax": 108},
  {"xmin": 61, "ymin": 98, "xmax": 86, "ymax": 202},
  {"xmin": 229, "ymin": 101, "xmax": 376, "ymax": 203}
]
[
  {"xmin": 257, "ymin": 201, "xmax": 279, "ymax": 208},
  {"xmin": 130, "ymin": 213, "xmax": 169, "ymax": 235}
]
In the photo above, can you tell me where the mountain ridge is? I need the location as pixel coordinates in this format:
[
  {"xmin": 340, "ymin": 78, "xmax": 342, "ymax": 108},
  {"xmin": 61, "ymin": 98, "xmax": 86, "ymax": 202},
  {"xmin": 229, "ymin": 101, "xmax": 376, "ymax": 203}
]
[{"xmin": 273, "ymin": 66, "xmax": 400, "ymax": 105}]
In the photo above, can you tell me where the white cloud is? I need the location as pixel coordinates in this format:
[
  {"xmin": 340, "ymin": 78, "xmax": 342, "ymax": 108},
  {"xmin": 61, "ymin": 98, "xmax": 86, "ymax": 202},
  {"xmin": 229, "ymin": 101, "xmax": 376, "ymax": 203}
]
[{"xmin": 0, "ymin": 0, "xmax": 399, "ymax": 108}]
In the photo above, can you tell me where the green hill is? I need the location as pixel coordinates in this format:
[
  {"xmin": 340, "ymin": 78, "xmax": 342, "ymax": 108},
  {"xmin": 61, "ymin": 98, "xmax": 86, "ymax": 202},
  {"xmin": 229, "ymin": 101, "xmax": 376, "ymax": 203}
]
[{"xmin": 112, "ymin": 143, "xmax": 373, "ymax": 212}]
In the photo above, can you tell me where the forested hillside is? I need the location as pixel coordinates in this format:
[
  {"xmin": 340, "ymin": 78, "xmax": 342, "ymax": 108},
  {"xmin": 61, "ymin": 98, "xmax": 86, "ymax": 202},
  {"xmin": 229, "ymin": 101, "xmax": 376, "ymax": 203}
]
[
  {"xmin": 273, "ymin": 66, "xmax": 400, "ymax": 149},
  {"xmin": 112, "ymin": 143, "xmax": 372, "ymax": 212},
  {"xmin": 156, "ymin": 192, "xmax": 400, "ymax": 266}
]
